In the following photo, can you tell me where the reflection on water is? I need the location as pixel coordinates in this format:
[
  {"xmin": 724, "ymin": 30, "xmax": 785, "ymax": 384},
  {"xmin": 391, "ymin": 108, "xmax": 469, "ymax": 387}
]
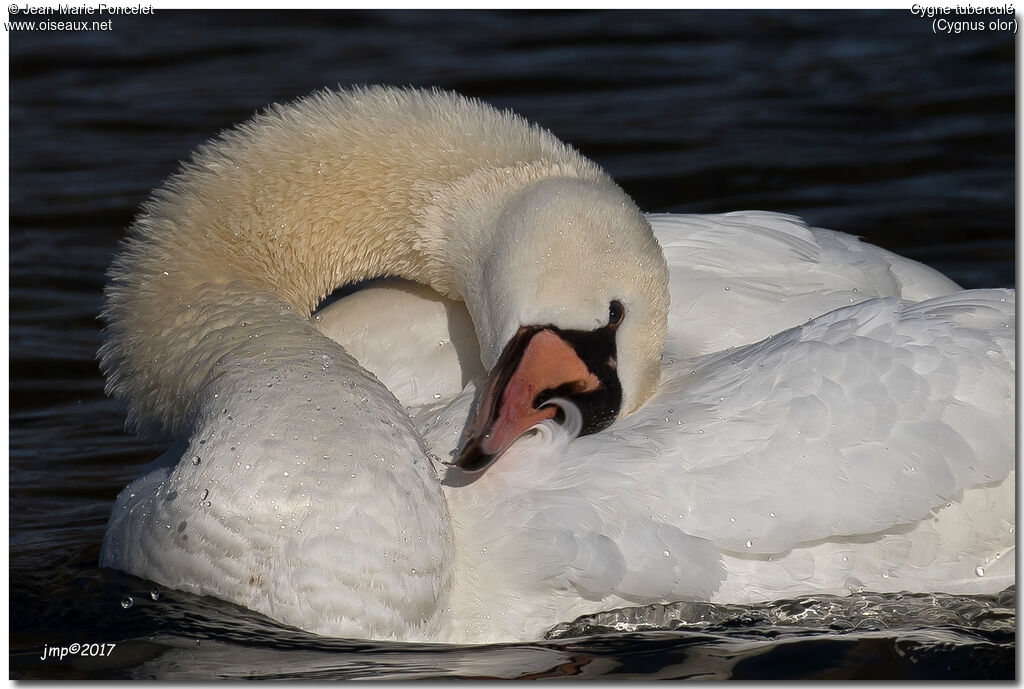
[
  {"xmin": 8, "ymin": 9, "xmax": 1014, "ymax": 680},
  {"xmin": 11, "ymin": 580, "xmax": 1015, "ymax": 679}
]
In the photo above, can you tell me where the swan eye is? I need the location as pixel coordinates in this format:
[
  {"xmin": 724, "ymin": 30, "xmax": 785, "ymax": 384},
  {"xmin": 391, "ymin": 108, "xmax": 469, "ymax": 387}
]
[{"xmin": 608, "ymin": 300, "xmax": 625, "ymax": 328}]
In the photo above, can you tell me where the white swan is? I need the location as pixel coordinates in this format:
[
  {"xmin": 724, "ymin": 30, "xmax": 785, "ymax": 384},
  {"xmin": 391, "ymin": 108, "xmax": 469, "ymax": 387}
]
[
  {"xmin": 99, "ymin": 86, "xmax": 1015, "ymax": 645},
  {"xmin": 313, "ymin": 212, "xmax": 1015, "ymax": 641}
]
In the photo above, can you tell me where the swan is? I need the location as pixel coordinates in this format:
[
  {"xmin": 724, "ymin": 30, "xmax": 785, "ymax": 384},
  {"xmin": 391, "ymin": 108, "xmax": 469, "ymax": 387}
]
[
  {"xmin": 313, "ymin": 213, "xmax": 1015, "ymax": 641},
  {"xmin": 99, "ymin": 86, "xmax": 1015, "ymax": 645}
]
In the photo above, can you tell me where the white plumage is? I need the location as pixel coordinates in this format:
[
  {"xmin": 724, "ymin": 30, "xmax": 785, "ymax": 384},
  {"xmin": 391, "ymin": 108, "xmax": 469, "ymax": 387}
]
[
  {"xmin": 312, "ymin": 211, "xmax": 1014, "ymax": 642},
  {"xmin": 99, "ymin": 87, "xmax": 1015, "ymax": 645}
]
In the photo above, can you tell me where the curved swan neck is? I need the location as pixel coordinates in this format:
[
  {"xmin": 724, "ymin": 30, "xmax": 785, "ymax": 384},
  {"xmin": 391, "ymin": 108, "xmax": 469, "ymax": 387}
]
[{"xmin": 100, "ymin": 87, "xmax": 607, "ymax": 438}]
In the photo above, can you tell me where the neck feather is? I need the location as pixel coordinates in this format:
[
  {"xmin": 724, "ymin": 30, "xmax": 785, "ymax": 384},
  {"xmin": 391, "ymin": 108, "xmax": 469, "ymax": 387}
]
[{"xmin": 100, "ymin": 86, "xmax": 604, "ymax": 438}]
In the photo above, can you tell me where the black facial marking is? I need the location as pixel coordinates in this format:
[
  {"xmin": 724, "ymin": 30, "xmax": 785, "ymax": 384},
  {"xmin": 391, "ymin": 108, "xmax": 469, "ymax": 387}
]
[
  {"xmin": 534, "ymin": 317, "xmax": 623, "ymax": 437},
  {"xmin": 457, "ymin": 310, "xmax": 625, "ymax": 472}
]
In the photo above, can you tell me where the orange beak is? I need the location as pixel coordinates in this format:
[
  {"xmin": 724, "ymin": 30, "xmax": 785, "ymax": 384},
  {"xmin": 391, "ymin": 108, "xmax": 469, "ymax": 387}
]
[{"xmin": 456, "ymin": 326, "xmax": 601, "ymax": 473}]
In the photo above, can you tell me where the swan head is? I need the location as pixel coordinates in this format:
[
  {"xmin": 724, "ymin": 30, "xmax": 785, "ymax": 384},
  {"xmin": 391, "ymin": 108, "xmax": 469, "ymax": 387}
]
[{"xmin": 453, "ymin": 175, "xmax": 669, "ymax": 472}]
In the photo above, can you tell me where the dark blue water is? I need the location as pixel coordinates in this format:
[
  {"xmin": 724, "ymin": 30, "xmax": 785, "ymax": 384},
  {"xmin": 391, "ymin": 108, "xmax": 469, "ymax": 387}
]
[{"xmin": 9, "ymin": 9, "xmax": 1015, "ymax": 680}]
